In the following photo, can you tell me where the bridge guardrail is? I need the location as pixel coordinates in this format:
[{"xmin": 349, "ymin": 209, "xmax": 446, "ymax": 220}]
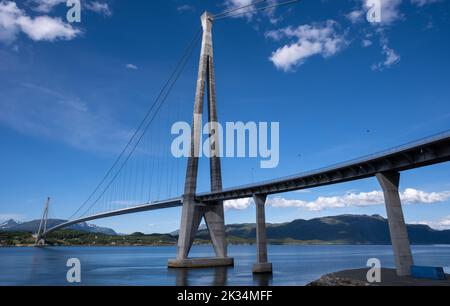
[{"xmin": 197, "ymin": 129, "xmax": 450, "ymax": 196}]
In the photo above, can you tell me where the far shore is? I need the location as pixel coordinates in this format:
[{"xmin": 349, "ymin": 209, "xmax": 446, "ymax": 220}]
[{"xmin": 2, "ymin": 242, "xmax": 450, "ymax": 248}]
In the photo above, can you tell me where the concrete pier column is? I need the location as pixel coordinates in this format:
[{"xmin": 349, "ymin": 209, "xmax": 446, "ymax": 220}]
[
  {"xmin": 376, "ymin": 171, "xmax": 414, "ymax": 276},
  {"xmin": 168, "ymin": 11, "xmax": 233, "ymax": 268},
  {"xmin": 252, "ymin": 194, "xmax": 272, "ymax": 274}
]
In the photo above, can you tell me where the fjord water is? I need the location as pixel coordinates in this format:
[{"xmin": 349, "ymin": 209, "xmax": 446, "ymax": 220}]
[{"xmin": 1, "ymin": 245, "xmax": 450, "ymax": 286}]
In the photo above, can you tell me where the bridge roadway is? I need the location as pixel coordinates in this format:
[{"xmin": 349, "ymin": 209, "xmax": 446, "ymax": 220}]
[
  {"xmin": 43, "ymin": 198, "xmax": 183, "ymax": 235},
  {"xmin": 44, "ymin": 131, "xmax": 450, "ymax": 236},
  {"xmin": 197, "ymin": 131, "xmax": 450, "ymax": 202}
]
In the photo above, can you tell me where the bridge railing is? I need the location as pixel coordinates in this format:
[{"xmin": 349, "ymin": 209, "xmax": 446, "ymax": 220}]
[
  {"xmin": 197, "ymin": 129, "xmax": 450, "ymax": 196},
  {"xmin": 43, "ymin": 197, "xmax": 183, "ymax": 237}
]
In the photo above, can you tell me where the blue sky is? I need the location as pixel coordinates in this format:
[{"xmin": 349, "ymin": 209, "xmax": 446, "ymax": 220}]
[{"xmin": 0, "ymin": 0, "xmax": 449, "ymax": 234}]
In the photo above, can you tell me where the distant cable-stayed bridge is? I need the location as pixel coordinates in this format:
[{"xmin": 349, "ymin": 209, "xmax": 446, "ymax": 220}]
[{"xmin": 35, "ymin": 1, "xmax": 450, "ymax": 277}]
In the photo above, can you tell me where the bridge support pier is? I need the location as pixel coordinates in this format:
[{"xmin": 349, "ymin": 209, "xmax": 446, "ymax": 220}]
[
  {"xmin": 252, "ymin": 194, "xmax": 272, "ymax": 274},
  {"xmin": 376, "ymin": 171, "xmax": 414, "ymax": 276},
  {"xmin": 34, "ymin": 197, "xmax": 50, "ymax": 247},
  {"xmin": 168, "ymin": 197, "xmax": 233, "ymax": 268},
  {"xmin": 168, "ymin": 11, "xmax": 234, "ymax": 269},
  {"xmin": 33, "ymin": 235, "xmax": 46, "ymax": 247}
]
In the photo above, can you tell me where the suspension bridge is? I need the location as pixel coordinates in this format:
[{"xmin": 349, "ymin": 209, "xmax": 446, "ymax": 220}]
[{"xmin": 34, "ymin": 1, "xmax": 450, "ymax": 276}]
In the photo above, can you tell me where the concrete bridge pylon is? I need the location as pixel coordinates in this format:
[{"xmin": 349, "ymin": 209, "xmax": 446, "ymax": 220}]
[{"xmin": 168, "ymin": 12, "xmax": 233, "ymax": 268}]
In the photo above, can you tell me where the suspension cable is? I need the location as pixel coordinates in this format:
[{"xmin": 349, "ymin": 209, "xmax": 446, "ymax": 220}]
[
  {"xmin": 69, "ymin": 0, "xmax": 301, "ymax": 220},
  {"xmin": 214, "ymin": 0, "xmax": 300, "ymax": 21},
  {"xmin": 69, "ymin": 29, "xmax": 202, "ymax": 220},
  {"xmin": 213, "ymin": 0, "xmax": 268, "ymax": 19},
  {"xmin": 77, "ymin": 31, "xmax": 202, "ymax": 218}
]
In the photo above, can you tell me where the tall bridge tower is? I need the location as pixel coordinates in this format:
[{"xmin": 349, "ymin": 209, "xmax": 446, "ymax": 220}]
[
  {"xmin": 34, "ymin": 197, "xmax": 50, "ymax": 246},
  {"xmin": 168, "ymin": 12, "xmax": 234, "ymax": 268}
]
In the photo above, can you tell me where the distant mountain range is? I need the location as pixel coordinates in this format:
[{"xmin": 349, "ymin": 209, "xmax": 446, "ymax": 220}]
[
  {"xmin": 170, "ymin": 224, "xmax": 207, "ymax": 236},
  {"xmin": 2, "ymin": 214, "xmax": 450, "ymax": 245},
  {"xmin": 195, "ymin": 214, "xmax": 450, "ymax": 245},
  {"xmin": 0, "ymin": 219, "xmax": 117, "ymax": 235}
]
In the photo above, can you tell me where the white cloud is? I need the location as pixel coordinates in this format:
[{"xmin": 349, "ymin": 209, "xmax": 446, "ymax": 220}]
[
  {"xmin": 0, "ymin": 213, "xmax": 26, "ymax": 223},
  {"xmin": 266, "ymin": 20, "xmax": 348, "ymax": 71},
  {"xmin": 224, "ymin": 198, "xmax": 253, "ymax": 210},
  {"xmin": 29, "ymin": 0, "xmax": 112, "ymax": 16},
  {"xmin": 0, "ymin": 82, "xmax": 132, "ymax": 152},
  {"xmin": 29, "ymin": 0, "xmax": 66, "ymax": 13},
  {"xmin": 346, "ymin": 9, "xmax": 364, "ymax": 24},
  {"xmin": 377, "ymin": 0, "xmax": 403, "ymax": 25},
  {"xmin": 20, "ymin": 82, "xmax": 88, "ymax": 112},
  {"xmin": 359, "ymin": 0, "xmax": 403, "ymax": 26},
  {"xmin": 85, "ymin": 1, "xmax": 112, "ymax": 16},
  {"xmin": 177, "ymin": 4, "xmax": 195, "ymax": 13},
  {"xmin": 0, "ymin": 1, "xmax": 80, "ymax": 43},
  {"xmin": 347, "ymin": 0, "xmax": 440, "ymax": 27},
  {"xmin": 436, "ymin": 216, "xmax": 450, "ymax": 229},
  {"xmin": 413, "ymin": 216, "xmax": 450, "ymax": 230},
  {"xmin": 268, "ymin": 191, "xmax": 384, "ymax": 211},
  {"xmin": 271, "ymin": 188, "xmax": 450, "ymax": 211},
  {"xmin": 382, "ymin": 45, "xmax": 400, "ymax": 65},
  {"xmin": 224, "ymin": 0, "xmax": 260, "ymax": 19},
  {"xmin": 223, "ymin": 0, "xmax": 281, "ymax": 22},
  {"xmin": 362, "ymin": 39, "xmax": 373, "ymax": 47},
  {"xmin": 223, "ymin": 188, "xmax": 450, "ymax": 211},
  {"xmin": 0, "ymin": 1, "xmax": 20, "ymax": 43},
  {"xmin": 343, "ymin": 0, "xmax": 441, "ymax": 71},
  {"xmin": 410, "ymin": 0, "xmax": 439, "ymax": 6},
  {"xmin": 17, "ymin": 15, "xmax": 80, "ymax": 41},
  {"xmin": 347, "ymin": 0, "xmax": 402, "ymax": 26},
  {"xmin": 126, "ymin": 63, "xmax": 138, "ymax": 70},
  {"xmin": 401, "ymin": 188, "xmax": 450, "ymax": 203},
  {"xmin": 372, "ymin": 39, "xmax": 400, "ymax": 70}
]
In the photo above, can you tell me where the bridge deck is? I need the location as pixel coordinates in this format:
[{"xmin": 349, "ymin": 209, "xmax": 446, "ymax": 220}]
[
  {"xmin": 44, "ymin": 198, "xmax": 182, "ymax": 236},
  {"xmin": 197, "ymin": 131, "xmax": 450, "ymax": 202},
  {"xmin": 44, "ymin": 131, "xmax": 450, "ymax": 236}
]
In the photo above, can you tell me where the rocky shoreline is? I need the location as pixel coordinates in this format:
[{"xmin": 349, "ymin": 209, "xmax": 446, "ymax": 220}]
[
  {"xmin": 307, "ymin": 274, "xmax": 368, "ymax": 286},
  {"xmin": 307, "ymin": 268, "xmax": 450, "ymax": 286}
]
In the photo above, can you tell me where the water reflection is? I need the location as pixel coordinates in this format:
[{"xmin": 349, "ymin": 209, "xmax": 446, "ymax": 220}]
[
  {"xmin": 27, "ymin": 247, "xmax": 67, "ymax": 285},
  {"xmin": 172, "ymin": 266, "xmax": 229, "ymax": 286},
  {"xmin": 3, "ymin": 245, "xmax": 447, "ymax": 285},
  {"xmin": 172, "ymin": 266, "xmax": 272, "ymax": 286},
  {"xmin": 253, "ymin": 273, "xmax": 272, "ymax": 286}
]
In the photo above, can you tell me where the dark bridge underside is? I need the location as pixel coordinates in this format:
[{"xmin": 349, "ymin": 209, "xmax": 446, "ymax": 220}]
[
  {"xmin": 43, "ymin": 198, "xmax": 183, "ymax": 235},
  {"xmin": 44, "ymin": 131, "xmax": 450, "ymax": 236},
  {"xmin": 196, "ymin": 132, "xmax": 450, "ymax": 203}
]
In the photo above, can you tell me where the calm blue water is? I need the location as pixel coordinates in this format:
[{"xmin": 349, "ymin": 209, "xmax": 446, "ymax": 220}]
[{"xmin": 1, "ymin": 245, "xmax": 450, "ymax": 286}]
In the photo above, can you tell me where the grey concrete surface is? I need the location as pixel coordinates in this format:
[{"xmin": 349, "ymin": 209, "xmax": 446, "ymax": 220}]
[
  {"xmin": 376, "ymin": 171, "xmax": 414, "ymax": 276},
  {"xmin": 174, "ymin": 11, "xmax": 228, "ymax": 264},
  {"xmin": 168, "ymin": 257, "xmax": 234, "ymax": 268},
  {"xmin": 252, "ymin": 194, "xmax": 272, "ymax": 274}
]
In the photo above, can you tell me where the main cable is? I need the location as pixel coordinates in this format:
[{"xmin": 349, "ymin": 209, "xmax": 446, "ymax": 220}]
[
  {"xmin": 214, "ymin": 0, "xmax": 300, "ymax": 21},
  {"xmin": 213, "ymin": 0, "xmax": 268, "ymax": 19},
  {"xmin": 76, "ymin": 30, "xmax": 202, "ymax": 219},
  {"xmin": 69, "ymin": 28, "xmax": 202, "ymax": 220}
]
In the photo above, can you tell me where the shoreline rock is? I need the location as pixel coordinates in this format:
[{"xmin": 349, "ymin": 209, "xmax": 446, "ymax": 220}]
[
  {"xmin": 307, "ymin": 274, "xmax": 368, "ymax": 286},
  {"xmin": 307, "ymin": 268, "xmax": 450, "ymax": 286}
]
